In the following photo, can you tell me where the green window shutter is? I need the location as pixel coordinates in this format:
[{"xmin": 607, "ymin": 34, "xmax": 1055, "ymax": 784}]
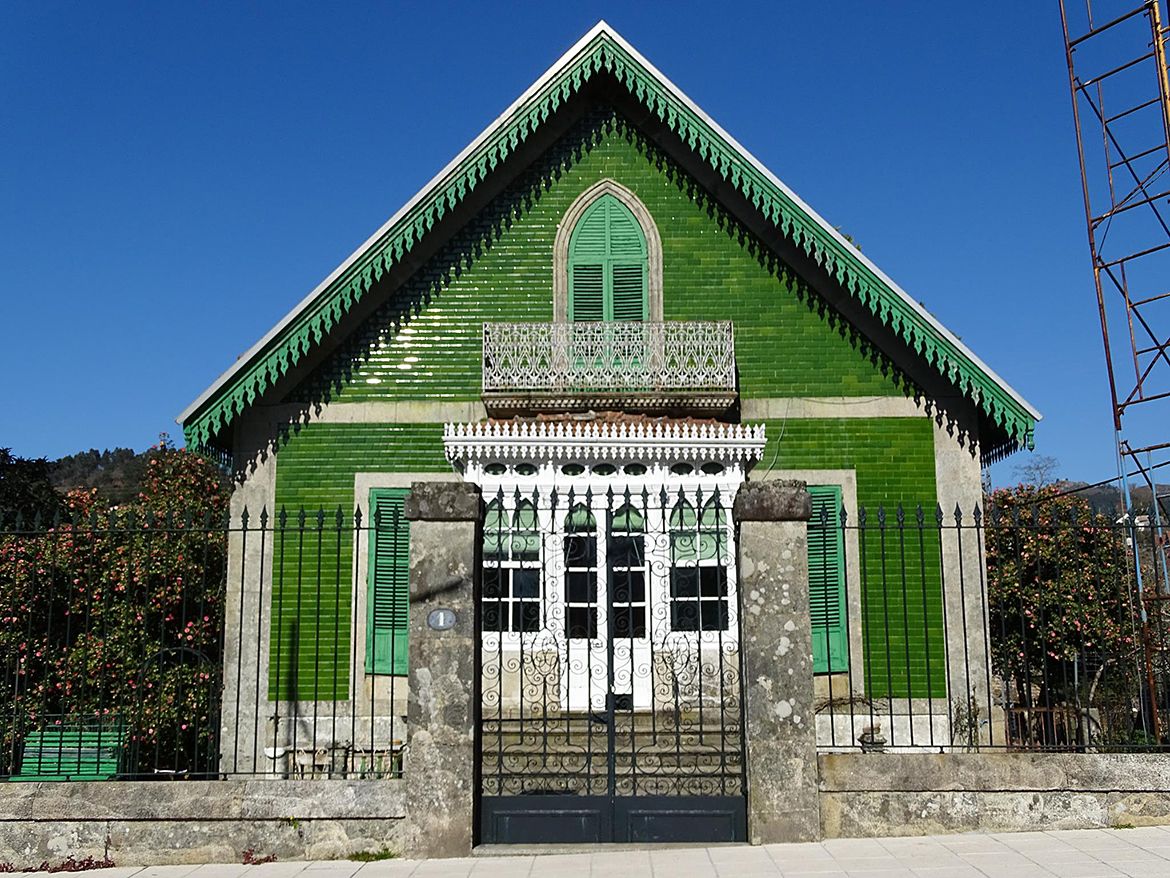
[
  {"xmin": 808, "ymin": 485, "xmax": 847, "ymax": 674},
  {"xmin": 570, "ymin": 263, "xmax": 605, "ymax": 321},
  {"xmin": 368, "ymin": 488, "xmax": 410, "ymax": 675},
  {"xmin": 611, "ymin": 264, "xmax": 647, "ymax": 322},
  {"xmin": 567, "ymin": 193, "xmax": 648, "ymax": 322}
]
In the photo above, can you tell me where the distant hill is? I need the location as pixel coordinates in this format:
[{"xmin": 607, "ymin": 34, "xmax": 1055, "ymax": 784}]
[
  {"xmin": 1041, "ymin": 480, "xmax": 1168, "ymax": 516},
  {"xmin": 50, "ymin": 447, "xmax": 151, "ymax": 505}
]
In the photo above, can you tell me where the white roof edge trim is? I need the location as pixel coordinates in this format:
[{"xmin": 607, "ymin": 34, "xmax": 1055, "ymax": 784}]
[
  {"xmin": 594, "ymin": 28, "xmax": 1040, "ymax": 423},
  {"xmin": 177, "ymin": 21, "xmax": 614, "ymax": 425},
  {"xmin": 178, "ymin": 19, "xmax": 1040, "ymax": 428}
]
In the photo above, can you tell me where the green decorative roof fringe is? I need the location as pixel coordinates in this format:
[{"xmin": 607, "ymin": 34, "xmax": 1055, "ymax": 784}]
[{"xmin": 182, "ymin": 33, "xmax": 1036, "ymax": 456}]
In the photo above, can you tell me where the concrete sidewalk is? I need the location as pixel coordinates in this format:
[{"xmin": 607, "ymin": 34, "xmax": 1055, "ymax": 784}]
[{"xmin": 94, "ymin": 827, "xmax": 1170, "ymax": 878}]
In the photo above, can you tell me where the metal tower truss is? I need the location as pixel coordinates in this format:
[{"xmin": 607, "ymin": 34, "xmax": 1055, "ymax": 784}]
[
  {"xmin": 1061, "ymin": 0, "xmax": 1170, "ymax": 730},
  {"xmin": 1061, "ymin": 3, "xmax": 1170, "ymax": 513}
]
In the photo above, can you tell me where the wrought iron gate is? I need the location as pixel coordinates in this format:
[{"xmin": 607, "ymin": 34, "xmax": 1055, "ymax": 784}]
[{"xmin": 477, "ymin": 484, "xmax": 747, "ymax": 844}]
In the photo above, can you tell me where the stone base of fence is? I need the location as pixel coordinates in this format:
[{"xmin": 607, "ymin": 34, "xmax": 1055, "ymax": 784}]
[
  {"xmin": 0, "ymin": 780, "xmax": 406, "ymax": 867},
  {"xmin": 2, "ymin": 755, "xmax": 1170, "ymax": 865},
  {"xmin": 819, "ymin": 752, "xmax": 1170, "ymax": 838}
]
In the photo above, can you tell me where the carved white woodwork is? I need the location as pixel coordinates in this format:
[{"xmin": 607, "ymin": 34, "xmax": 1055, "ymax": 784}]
[{"xmin": 481, "ymin": 321, "xmax": 736, "ymax": 414}]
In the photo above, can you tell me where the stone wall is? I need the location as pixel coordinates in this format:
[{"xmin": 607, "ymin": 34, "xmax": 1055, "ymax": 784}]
[
  {"xmin": 820, "ymin": 752, "xmax": 1170, "ymax": 838},
  {"xmin": 0, "ymin": 780, "xmax": 406, "ymax": 867}
]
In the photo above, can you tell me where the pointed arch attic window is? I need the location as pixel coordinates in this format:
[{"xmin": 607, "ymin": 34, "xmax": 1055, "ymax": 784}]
[
  {"xmin": 553, "ymin": 180, "xmax": 663, "ymax": 323},
  {"xmin": 568, "ymin": 194, "xmax": 648, "ymax": 322}
]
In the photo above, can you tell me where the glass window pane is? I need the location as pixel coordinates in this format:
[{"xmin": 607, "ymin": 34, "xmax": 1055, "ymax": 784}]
[
  {"xmin": 613, "ymin": 570, "xmax": 645, "ymax": 604},
  {"xmin": 671, "ymin": 567, "xmax": 699, "ymax": 597},
  {"xmin": 613, "ymin": 606, "xmax": 634, "ymax": 639},
  {"xmin": 513, "ymin": 501, "xmax": 538, "ymax": 531},
  {"xmin": 482, "ymin": 602, "xmax": 503, "ymax": 631},
  {"xmin": 566, "ymin": 571, "xmax": 597, "ymax": 604},
  {"xmin": 629, "ymin": 570, "xmax": 646, "ymax": 603},
  {"xmin": 671, "ymin": 532, "xmax": 698, "ymax": 563},
  {"xmin": 483, "ymin": 534, "xmax": 505, "ymax": 561},
  {"xmin": 609, "ymin": 535, "xmax": 643, "ymax": 568},
  {"xmin": 699, "ymin": 500, "xmax": 727, "ymax": 529},
  {"xmin": 566, "ymin": 504, "xmax": 596, "ymax": 533},
  {"xmin": 631, "ymin": 607, "xmax": 646, "ymax": 638},
  {"xmin": 612, "ymin": 504, "xmax": 645, "ymax": 532},
  {"xmin": 698, "ymin": 531, "xmax": 726, "ymax": 562},
  {"xmin": 482, "ymin": 568, "xmax": 504, "ymax": 599},
  {"xmin": 567, "ymin": 607, "xmax": 597, "ymax": 639},
  {"xmin": 517, "ymin": 601, "xmax": 541, "ymax": 632},
  {"xmin": 700, "ymin": 600, "xmax": 729, "ymax": 631},
  {"xmin": 564, "ymin": 534, "xmax": 596, "ymax": 567},
  {"xmin": 512, "ymin": 531, "xmax": 540, "ymax": 562},
  {"xmin": 699, "ymin": 566, "xmax": 727, "ymax": 597},
  {"xmin": 671, "ymin": 600, "xmax": 699, "ymax": 631},
  {"xmin": 513, "ymin": 568, "xmax": 540, "ymax": 598},
  {"xmin": 669, "ymin": 501, "xmax": 696, "ymax": 530}
]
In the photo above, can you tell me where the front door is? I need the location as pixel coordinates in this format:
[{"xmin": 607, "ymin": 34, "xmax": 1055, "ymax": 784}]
[
  {"xmin": 563, "ymin": 502, "xmax": 652, "ymax": 711},
  {"xmin": 478, "ymin": 481, "xmax": 746, "ymax": 845}
]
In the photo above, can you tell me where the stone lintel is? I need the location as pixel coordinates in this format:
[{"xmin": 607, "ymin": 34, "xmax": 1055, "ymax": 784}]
[
  {"xmin": 405, "ymin": 481, "xmax": 481, "ymax": 522},
  {"xmin": 734, "ymin": 479, "xmax": 811, "ymax": 522}
]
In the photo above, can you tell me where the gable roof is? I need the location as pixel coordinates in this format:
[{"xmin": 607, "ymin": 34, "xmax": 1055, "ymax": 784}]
[{"xmin": 178, "ymin": 21, "xmax": 1040, "ymax": 456}]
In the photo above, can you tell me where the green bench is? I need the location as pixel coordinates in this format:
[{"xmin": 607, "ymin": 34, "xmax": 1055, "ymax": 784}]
[{"xmin": 10, "ymin": 722, "xmax": 125, "ymax": 781}]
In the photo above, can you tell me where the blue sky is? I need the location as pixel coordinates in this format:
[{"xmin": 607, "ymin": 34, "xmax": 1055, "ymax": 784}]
[{"xmin": 0, "ymin": 2, "xmax": 1112, "ymax": 485}]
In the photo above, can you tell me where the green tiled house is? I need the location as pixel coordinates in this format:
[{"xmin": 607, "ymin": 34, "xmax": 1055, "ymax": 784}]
[{"xmin": 180, "ymin": 24, "xmax": 1038, "ymax": 794}]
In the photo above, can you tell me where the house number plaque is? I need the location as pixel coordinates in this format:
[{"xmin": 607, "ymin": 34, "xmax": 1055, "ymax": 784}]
[{"xmin": 427, "ymin": 608, "xmax": 457, "ymax": 631}]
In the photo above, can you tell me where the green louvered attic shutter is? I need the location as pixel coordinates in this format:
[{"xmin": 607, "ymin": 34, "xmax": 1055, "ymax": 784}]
[
  {"xmin": 568, "ymin": 193, "xmax": 648, "ymax": 322},
  {"xmin": 367, "ymin": 488, "xmax": 410, "ymax": 675},
  {"xmin": 808, "ymin": 485, "xmax": 847, "ymax": 674}
]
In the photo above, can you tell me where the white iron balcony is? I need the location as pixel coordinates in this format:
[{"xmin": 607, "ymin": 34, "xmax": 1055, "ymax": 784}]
[{"xmin": 481, "ymin": 321, "xmax": 737, "ymax": 415}]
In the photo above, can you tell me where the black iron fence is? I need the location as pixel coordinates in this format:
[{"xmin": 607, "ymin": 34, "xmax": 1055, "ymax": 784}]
[
  {"xmin": 811, "ymin": 496, "xmax": 1170, "ymax": 752},
  {"xmin": 1, "ymin": 489, "xmax": 1168, "ymax": 781},
  {"xmin": 0, "ymin": 504, "xmax": 407, "ymax": 780}
]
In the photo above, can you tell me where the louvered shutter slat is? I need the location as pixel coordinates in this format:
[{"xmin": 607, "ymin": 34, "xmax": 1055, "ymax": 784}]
[
  {"xmin": 607, "ymin": 206, "xmax": 645, "ymax": 258},
  {"xmin": 369, "ymin": 489, "xmax": 410, "ymax": 675},
  {"xmin": 570, "ymin": 263, "xmax": 605, "ymax": 322},
  {"xmin": 567, "ymin": 194, "xmax": 648, "ymax": 324},
  {"xmin": 808, "ymin": 486, "xmax": 847, "ymax": 674},
  {"xmin": 611, "ymin": 264, "xmax": 647, "ymax": 322}
]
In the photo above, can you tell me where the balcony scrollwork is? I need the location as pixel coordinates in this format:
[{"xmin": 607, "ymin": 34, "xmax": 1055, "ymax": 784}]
[{"xmin": 482, "ymin": 321, "xmax": 737, "ymax": 415}]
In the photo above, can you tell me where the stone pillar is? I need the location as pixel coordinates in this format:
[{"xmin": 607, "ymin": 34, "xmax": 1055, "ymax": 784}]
[
  {"xmin": 734, "ymin": 480, "xmax": 820, "ymax": 844},
  {"xmin": 402, "ymin": 481, "xmax": 480, "ymax": 859}
]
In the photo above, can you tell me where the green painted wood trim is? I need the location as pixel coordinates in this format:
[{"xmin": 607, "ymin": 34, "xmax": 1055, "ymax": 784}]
[
  {"xmin": 367, "ymin": 488, "xmax": 409, "ymax": 676},
  {"xmin": 808, "ymin": 484, "xmax": 847, "ymax": 674},
  {"xmin": 182, "ymin": 32, "xmax": 1036, "ymax": 456}
]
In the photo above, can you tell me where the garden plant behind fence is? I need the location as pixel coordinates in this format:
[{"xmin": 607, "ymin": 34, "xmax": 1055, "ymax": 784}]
[{"xmin": 0, "ymin": 491, "xmax": 1168, "ymax": 781}]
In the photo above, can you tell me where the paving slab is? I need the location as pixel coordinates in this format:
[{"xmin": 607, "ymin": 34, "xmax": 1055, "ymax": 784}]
[{"xmin": 75, "ymin": 828, "xmax": 1170, "ymax": 878}]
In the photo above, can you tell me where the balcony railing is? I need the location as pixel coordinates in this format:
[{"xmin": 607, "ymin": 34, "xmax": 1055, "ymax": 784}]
[{"xmin": 481, "ymin": 320, "xmax": 737, "ymax": 415}]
